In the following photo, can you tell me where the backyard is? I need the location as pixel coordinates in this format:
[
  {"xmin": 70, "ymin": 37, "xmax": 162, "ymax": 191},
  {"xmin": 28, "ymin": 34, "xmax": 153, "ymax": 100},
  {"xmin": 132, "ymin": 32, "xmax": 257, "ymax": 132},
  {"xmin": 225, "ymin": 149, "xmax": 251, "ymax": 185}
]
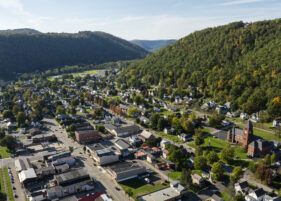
[{"xmin": 156, "ymin": 131, "xmax": 184, "ymax": 144}]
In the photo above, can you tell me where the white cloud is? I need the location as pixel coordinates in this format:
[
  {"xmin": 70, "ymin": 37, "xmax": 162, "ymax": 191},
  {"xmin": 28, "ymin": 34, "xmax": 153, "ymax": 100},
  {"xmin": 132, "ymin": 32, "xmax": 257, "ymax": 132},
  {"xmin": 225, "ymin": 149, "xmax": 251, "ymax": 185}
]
[{"xmin": 220, "ymin": 0, "xmax": 265, "ymax": 6}]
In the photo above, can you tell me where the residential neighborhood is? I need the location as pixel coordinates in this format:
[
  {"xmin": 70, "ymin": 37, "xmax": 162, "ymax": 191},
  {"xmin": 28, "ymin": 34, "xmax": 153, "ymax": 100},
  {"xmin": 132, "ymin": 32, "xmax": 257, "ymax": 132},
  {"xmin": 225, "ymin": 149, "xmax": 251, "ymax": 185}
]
[{"xmin": 0, "ymin": 67, "xmax": 280, "ymax": 201}]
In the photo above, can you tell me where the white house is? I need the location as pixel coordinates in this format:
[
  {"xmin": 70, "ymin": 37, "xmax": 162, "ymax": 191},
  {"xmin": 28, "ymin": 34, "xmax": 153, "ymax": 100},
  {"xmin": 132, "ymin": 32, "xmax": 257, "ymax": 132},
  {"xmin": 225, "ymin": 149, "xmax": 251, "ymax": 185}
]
[
  {"xmin": 245, "ymin": 188, "xmax": 265, "ymax": 201},
  {"xmin": 234, "ymin": 181, "xmax": 250, "ymax": 195}
]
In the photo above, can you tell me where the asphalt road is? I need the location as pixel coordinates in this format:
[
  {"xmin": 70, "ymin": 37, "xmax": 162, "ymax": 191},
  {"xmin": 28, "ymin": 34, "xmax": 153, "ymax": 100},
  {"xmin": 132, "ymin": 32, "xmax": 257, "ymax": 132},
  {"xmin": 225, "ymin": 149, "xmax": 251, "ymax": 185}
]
[{"xmin": 44, "ymin": 118, "xmax": 130, "ymax": 201}]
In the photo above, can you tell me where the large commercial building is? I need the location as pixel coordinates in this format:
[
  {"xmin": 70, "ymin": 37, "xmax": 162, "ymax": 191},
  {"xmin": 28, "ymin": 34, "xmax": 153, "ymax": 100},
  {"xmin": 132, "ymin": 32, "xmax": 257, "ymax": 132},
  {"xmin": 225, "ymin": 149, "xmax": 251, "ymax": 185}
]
[
  {"xmin": 106, "ymin": 161, "xmax": 146, "ymax": 182},
  {"xmin": 75, "ymin": 130, "xmax": 100, "ymax": 144}
]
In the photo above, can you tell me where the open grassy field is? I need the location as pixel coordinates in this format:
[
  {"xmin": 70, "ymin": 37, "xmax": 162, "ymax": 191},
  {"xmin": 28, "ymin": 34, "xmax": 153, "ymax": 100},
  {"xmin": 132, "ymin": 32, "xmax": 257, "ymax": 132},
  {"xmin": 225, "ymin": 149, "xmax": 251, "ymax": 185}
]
[
  {"xmin": 71, "ymin": 69, "xmax": 99, "ymax": 76},
  {"xmin": 119, "ymin": 178, "xmax": 169, "ymax": 200},
  {"xmin": 3, "ymin": 167, "xmax": 14, "ymax": 201},
  {"xmin": 0, "ymin": 146, "xmax": 10, "ymax": 159},
  {"xmin": 48, "ymin": 69, "xmax": 102, "ymax": 81}
]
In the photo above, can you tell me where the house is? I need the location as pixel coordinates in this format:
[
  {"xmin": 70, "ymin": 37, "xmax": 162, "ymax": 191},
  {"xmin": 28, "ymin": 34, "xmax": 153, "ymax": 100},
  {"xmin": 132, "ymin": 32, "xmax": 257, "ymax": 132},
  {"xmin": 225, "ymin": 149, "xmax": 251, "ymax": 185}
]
[
  {"xmin": 47, "ymin": 169, "xmax": 94, "ymax": 199},
  {"xmin": 191, "ymin": 173, "xmax": 205, "ymax": 187},
  {"xmin": 245, "ymin": 188, "xmax": 265, "ymax": 201},
  {"xmin": 240, "ymin": 113, "xmax": 249, "ymax": 120},
  {"xmin": 18, "ymin": 168, "xmax": 38, "ymax": 185},
  {"xmin": 140, "ymin": 116, "xmax": 150, "ymax": 124},
  {"xmin": 115, "ymin": 139, "xmax": 131, "ymax": 157},
  {"xmin": 87, "ymin": 144, "xmax": 119, "ymax": 165},
  {"xmin": 138, "ymin": 180, "xmax": 187, "ymax": 201},
  {"xmin": 147, "ymin": 154, "xmax": 155, "ymax": 163},
  {"xmin": 273, "ymin": 119, "xmax": 281, "ymax": 127},
  {"xmin": 162, "ymin": 149, "xmax": 169, "ymax": 159},
  {"xmin": 178, "ymin": 133, "xmax": 191, "ymax": 142},
  {"xmin": 160, "ymin": 139, "xmax": 170, "ymax": 149},
  {"xmin": 129, "ymin": 136, "xmax": 142, "ymax": 146},
  {"xmin": 164, "ymin": 127, "xmax": 175, "ymax": 135},
  {"xmin": 111, "ymin": 125, "xmax": 140, "ymax": 137},
  {"xmin": 235, "ymin": 181, "xmax": 251, "ymax": 195},
  {"xmin": 135, "ymin": 151, "xmax": 147, "ymax": 159},
  {"xmin": 138, "ymin": 130, "xmax": 153, "ymax": 142},
  {"xmin": 75, "ymin": 130, "xmax": 100, "ymax": 144},
  {"xmin": 106, "ymin": 162, "xmax": 146, "ymax": 182}
]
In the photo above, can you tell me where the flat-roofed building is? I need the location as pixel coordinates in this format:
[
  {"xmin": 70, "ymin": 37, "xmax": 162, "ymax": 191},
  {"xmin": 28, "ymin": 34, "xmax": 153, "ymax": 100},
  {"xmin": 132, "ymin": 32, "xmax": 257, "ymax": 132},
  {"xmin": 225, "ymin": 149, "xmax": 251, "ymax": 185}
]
[
  {"xmin": 106, "ymin": 161, "xmax": 146, "ymax": 182},
  {"xmin": 18, "ymin": 168, "xmax": 38, "ymax": 185},
  {"xmin": 87, "ymin": 144, "xmax": 119, "ymax": 165},
  {"xmin": 138, "ymin": 181, "xmax": 187, "ymax": 201},
  {"xmin": 47, "ymin": 169, "xmax": 94, "ymax": 199},
  {"xmin": 75, "ymin": 130, "xmax": 100, "ymax": 144},
  {"xmin": 15, "ymin": 158, "xmax": 32, "ymax": 172}
]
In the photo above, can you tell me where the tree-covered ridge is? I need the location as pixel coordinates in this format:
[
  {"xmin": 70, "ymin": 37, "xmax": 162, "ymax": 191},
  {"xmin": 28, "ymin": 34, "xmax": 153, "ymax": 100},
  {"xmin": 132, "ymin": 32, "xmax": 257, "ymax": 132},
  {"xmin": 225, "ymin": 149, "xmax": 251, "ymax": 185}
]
[
  {"xmin": 120, "ymin": 19, "xmax": 281, "ymax": 117},
  {"xmin": 0, "ymin": 31, "xmax": 148, "ymax": 80}
]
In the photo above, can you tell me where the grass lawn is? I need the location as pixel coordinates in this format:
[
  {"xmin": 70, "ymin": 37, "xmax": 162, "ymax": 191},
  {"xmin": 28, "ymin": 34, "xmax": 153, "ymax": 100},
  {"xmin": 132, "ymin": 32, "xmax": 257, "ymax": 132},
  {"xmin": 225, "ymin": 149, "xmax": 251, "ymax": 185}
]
[
  {"xmin": 3, "ymin": 167, "xmax": 14, "ymax": 201},
  {"xmin": 156, "ymin": 132, "xmax": 183, "ymax": 144},
  {"xmin": 168, "ymin": 171, "xmax": 182, "ymax": 180},
  {"xmin": 0, "ymin": 170, "xmax": 5, "ymax": 193},
  {"xmin": 220, "ymin": 192, "xmax": 230, "ymax": 201},
  {"xmin": 119, "ymin": 178, "xmax": 169, "ymax": 200},
  {"xmin": 188, "ymin": 137, "xmax": 228, "ymax": 151},
  {"xmin": 187, "ymin": 137, "xmax": 248, "ymax": 159},
  {"xmin": 192, "ymin": 169, "xmax": 202, "ymax": 177},
  {"xmin": 0, "ymin": 146, "xmax": 10, "ymax": 159},
  {"xmin": 253, "ymin": 129, "xmax": 280, "ymax": 142},
  {"xmin": 202, "ymin": 127, "xmax": 211, "ymax": 134}
]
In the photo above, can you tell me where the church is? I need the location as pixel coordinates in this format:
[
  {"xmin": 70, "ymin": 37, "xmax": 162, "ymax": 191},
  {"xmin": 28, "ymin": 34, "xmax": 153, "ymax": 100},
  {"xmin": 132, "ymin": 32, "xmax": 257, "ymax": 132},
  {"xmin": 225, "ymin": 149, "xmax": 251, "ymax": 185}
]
[{"xmin": 227, "ymin": 120, "xmax": 272, "ymax": 157}]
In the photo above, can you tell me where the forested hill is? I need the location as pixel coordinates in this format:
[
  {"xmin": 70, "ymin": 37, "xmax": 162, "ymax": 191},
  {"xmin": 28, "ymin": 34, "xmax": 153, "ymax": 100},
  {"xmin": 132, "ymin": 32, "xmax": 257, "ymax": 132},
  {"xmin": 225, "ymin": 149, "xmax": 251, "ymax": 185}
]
[
  {"xmin": 120, "ymin": 19, "xmax": 281, "ymax": 117},
  {"xmin": 0, "ymin": 28, "xmax": 41, "ymax": 34},
  {"xmin": 130, "ymin": 39, "xmax": 176, "ymax": 52},
  {"xmin": 0, "ymin": 31, "xmax": 148, "ymax": 80}
]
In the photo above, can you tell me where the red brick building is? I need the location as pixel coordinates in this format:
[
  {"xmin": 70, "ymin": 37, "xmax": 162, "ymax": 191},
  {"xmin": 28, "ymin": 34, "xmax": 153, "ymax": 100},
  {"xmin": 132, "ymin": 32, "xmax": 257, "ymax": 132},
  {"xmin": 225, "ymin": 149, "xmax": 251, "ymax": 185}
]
[
  {"xmin": 75, "ymin": 130, "xmax": 100, "ymax": 144},
  {"xmin": 227, "ymin": 121, "xmax": 253, "ymax": 147},
  {"xmin": 227, "ymin": 120, "xmax": 272, "ymax": 157}
]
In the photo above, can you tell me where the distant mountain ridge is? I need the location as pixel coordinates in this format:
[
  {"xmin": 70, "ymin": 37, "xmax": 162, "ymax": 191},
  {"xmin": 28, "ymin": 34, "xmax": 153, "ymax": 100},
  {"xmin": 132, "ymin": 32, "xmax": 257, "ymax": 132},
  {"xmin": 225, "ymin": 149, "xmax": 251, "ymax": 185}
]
[
  {"xmin": 130, "ymin": 39, "xmax": 176, "ymax": 52},
  {"xmin": 0, "ymin": 28, "xmax": 41, "ymax": 34},
  {"xmin": 0, "ymin": 30, "xmax": 148, "ymax": 80}
]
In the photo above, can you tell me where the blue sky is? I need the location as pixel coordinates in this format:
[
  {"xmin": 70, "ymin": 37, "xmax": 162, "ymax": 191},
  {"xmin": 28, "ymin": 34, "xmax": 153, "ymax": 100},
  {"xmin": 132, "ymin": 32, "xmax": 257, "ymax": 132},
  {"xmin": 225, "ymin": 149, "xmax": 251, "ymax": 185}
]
[{"xmin": 0, "ymin": 0, "xmax": 280, "ymax": 40}]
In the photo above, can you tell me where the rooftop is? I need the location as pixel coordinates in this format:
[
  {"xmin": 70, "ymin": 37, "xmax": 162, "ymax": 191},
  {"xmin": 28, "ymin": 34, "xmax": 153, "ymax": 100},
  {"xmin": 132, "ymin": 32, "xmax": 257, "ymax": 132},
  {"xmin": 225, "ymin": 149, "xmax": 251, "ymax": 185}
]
[
  {"xmin": 115, "ymin": 139, "xmax": 130, "ymax": 150},
  {"xmin": 107, "ymin": 162, "xmax": 145, "ymax": 174},
  {"xmin": 138, "ymin": 187, "xmax": 181, "ymax": 201},
  {"xmin": 55, "ymin": 168, "xmax": 89, "ymax": 184}
]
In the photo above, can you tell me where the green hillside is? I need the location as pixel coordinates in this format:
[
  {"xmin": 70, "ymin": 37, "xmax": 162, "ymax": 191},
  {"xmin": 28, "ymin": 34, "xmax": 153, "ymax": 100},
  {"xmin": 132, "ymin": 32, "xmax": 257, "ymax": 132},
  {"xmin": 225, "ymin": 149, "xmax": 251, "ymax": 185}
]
[
  {"xmin": 120, "ymin": 19, "xmax": 281, "ymax": 118},
  {"xmin": 0, "ymin": 31, "xmax": 148, "ymax": 80}
]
